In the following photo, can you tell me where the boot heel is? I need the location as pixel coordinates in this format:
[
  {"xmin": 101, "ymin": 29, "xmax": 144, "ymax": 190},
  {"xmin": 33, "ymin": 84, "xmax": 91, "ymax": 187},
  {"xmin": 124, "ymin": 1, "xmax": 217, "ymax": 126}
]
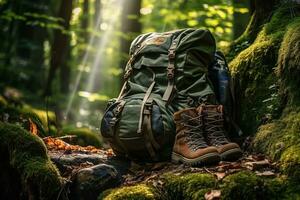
[{"xmin": 171, "ymin": 152, "xmax": 181, "ymax": 163}]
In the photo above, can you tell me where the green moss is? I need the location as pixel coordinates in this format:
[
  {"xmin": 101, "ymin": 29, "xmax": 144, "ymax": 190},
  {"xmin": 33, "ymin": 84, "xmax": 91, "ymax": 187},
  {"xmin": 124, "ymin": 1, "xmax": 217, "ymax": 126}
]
[
  {"xmin": 0, "ymin": 122, "xmax": 65, "ymax": 200},
  {"xmin": 280, "ymin": 145, "xmax": 300, "ymax": 181},
  {"xmin": 162, "ymin": 173, "xmax": 216, "ymax": 200},
  {"xmin": 99, "ymin": 184, "xmax": 156, "ymax": 200},
  {"xmin": 253, "ymin": 109, "xmax": 300, "ymax": 181},
  {"xmin": 99, "ymin": 171, "xmax": 300, "ymax": 200},
  {"xmin": 0, "ymin": 95, "xmax": 8, "ymax": 107},
  {"xmin": 99, "ymin": 173, "xmax": 216, "ymax": 200},
  {"xmin": 277, "ymin": 18, "xmax": 300, "ymax": 106},
  {"xmin": 230, "ymin": 30, "xmax": 280, "ymax": 134},
  {"xmin": 21, "ymin": 104, "xmax": 57, "ymax": 130},
  {"xmin": 60, "ymin": 127, "xmax": 102, "ymax": 147},
  {"xmin": 229, "ymin": 5, "xmax": 300, "ymax": 135},
  {"xmin": 0, "ymin": 106, "xmax": 47, "ymax": 136},
  {"xmin": 221, "ymin": 171, "xmax": 287, "ymax": 200}
]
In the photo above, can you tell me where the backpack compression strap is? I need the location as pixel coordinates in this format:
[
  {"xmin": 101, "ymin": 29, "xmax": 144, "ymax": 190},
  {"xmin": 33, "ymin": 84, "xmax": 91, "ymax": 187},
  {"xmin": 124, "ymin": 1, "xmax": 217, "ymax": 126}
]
[
  {"xmin": 162, "ymin": 38, "xmax": 179, "ymax": 102},
  {"xmin": 116, "ymin": 43, "xmax": 145, "ymax": 102}
]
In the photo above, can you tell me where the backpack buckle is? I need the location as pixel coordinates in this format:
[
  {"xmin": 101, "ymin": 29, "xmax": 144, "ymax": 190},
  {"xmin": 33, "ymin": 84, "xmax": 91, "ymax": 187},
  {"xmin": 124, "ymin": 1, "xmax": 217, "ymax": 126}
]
[
  {"xmin": 109, "ymin": 117, "xmax": 118, "ymax": 127},
  {"xmin": 124, "ymin": 68, "xmax": 132, "ymax": 80},
  {"xmin": 167, "ymin": 66, "xmax": 174, "ymax": 79},
  {"xmin": 168, "ymin": 50, "xmax": 175, "ymax": 59}
]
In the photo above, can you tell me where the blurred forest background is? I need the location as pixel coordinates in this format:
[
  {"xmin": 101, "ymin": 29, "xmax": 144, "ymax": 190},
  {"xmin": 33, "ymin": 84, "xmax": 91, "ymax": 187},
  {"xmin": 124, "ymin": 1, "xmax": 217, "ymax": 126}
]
[{"xmin": 0, "ymin": 0, "xmax": 250, "ymax": 130}]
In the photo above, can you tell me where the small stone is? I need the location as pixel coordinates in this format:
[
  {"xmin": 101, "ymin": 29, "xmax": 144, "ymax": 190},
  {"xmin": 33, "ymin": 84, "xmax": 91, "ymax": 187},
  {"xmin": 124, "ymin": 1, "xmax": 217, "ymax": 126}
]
[{"xmin": 70, "ymin": 164, "xmax": 121, "ymax": 200}]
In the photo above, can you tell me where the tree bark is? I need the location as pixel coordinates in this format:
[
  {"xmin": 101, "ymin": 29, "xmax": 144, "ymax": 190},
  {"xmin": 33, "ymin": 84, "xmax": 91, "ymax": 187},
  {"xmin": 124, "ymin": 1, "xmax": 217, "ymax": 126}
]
[
  {"xmin": 120, "ymin": 0, "xmax": 142, "ymax": 81},
  {"xmin": 244, "ymin": 0, "xmax": 280, "ymax": 41},
  {"xmin": 44, "ymin": 0, "xmax": 73, "ymax": 96},
  {"xmin": 12, "ymin": 0, "xmax": 48, "ymax": 92},
  {"xmin": 94, "ymin": 0, "xmax": 102, "ymax": 27},
  {"xmin": 233, "ymin": 0, "xmax": 251, "ymax": 39},
  {"xmin": 81, "ymin": 0, "xmax": 89, "ymax": 43}
]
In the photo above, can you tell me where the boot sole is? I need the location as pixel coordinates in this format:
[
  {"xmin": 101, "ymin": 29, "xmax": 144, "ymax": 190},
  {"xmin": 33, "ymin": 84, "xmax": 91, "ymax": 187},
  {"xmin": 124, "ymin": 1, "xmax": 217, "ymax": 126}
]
[
  {"xmin": 220, "ymin": 148, "xmax": 243, "ymax": 161},
  {"xmin": 172, "ymin": 152, "xmax": 220, "ymax": 166}
]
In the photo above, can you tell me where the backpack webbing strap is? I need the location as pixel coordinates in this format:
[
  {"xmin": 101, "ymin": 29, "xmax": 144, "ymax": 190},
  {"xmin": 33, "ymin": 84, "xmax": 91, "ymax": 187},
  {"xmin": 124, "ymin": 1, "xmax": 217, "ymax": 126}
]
[
  {"xmin": 116, "ymin": 42, "xmax": 145, "ymax": 102},
  {"xmin": 110, "ymin": 101, "xmax": 131, "ymax": 157},
  {"xmin": 163, "ymin": 38, "xmax": 179, "ymax": 102},
  {"xmin": 142, "ymin": 104, "xmax": 160, "ymax": 161},
  {"xmin": 229, "ymin": 77, "xmax": 243, "ymax": 136},
  {"xmin": 137, "ymin": 81, "xmax": 156, "ymax": 134}
]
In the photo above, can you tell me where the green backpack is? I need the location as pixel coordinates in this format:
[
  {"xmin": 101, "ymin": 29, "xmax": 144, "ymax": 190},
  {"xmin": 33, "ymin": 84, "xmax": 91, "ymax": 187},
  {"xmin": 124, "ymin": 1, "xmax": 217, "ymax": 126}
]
[{"xmin": 101, "ymin": 28, "xmax": 216, "ymax": 161}]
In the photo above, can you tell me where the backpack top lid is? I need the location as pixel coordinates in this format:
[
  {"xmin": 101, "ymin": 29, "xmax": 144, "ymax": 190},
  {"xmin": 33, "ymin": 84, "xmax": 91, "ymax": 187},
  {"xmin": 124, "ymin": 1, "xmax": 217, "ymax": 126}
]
[{"xmin": 121, "ymin": 28, "xmax": 217, "ymax": 105}]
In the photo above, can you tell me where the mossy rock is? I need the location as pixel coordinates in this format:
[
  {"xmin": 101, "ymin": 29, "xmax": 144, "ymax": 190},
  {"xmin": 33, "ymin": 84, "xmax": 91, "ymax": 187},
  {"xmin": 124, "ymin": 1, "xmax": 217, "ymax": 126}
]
[
  {"xmin": 227, "ymin": 2, "xmax": 300, "ymax": 184},
  {"xmin": 221, "ymin": 171, "xmax": 300, "ymax": 200},
  {"xmin": 21, "ymin": 104, "xmax": 57, "ymax": 131},
  {"xmin": 0, "ymin": 95, "xmax": 8, "ymax": 108},
  {"xmin": 162, "ymin": 173, "xmax": 216, "ymax": 200},
  {"xmin": 99, "ymin": 170, "xmax": 300, "ymax": 200},
  {"xmin": 253, "ymin": 109, "xmax": 300, "ymax": 181},
  {"xmin": 60, "ymin": 127, "xmax": 103, "ymax": 147},
  {"xmin": 277, "ymin": 18, "xmax": 300, "ymax": 106},
  {"xmin": 0, "ymin": 122, "xmax": 65, "ymax": 200},
  {"xmin": 99, "ymin": 173, "xmax": 216, "ymax": 200},
  {"xmin": 221, "ymin": 171, "xmax": 284, "ymax": 200},
  {"xmin": 0, "ymin": 106, "xmax": 47, "ymax": 136},
  {"xmin": 99, "ymin": 184, "xmax": 156, "ymax": 200}
]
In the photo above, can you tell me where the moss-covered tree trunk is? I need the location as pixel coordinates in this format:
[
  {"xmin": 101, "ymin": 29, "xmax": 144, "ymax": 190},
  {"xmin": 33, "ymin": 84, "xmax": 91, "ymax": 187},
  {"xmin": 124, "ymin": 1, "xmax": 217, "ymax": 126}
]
[
  {"xmin": 245, "ymin": 0, "xmax": 280, "ymax": 41},
  {"xmin": 229, "ymin": 0, "xmax": 300, "ymax": 182}
]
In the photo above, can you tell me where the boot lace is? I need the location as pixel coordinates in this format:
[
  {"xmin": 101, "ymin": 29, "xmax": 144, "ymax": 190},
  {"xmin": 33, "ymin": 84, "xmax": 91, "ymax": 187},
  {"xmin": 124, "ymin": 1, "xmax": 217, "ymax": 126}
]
[
  {"xmin": 205, "ymin": 110, "xmax": 229, "ymax": 146},
  {"xmin": 180, "ymin": 113, "xmax": 208, "ymax": 150}
]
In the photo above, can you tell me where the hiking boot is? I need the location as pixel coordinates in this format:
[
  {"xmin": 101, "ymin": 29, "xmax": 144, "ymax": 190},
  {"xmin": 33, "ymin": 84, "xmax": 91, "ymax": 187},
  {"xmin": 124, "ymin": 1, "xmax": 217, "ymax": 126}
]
[
  {"xmin": 172, "ymin": 108, "xmax": 220, "ymax": 166},
  {"xmin": 200, "ymin": 104, "xmax": 243, "ymax": 161}
]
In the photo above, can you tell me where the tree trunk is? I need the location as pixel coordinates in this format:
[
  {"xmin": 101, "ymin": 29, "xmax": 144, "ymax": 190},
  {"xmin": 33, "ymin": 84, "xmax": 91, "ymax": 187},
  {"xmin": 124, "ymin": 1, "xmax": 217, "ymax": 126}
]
[
  {"xmin": 94, "ymin": 0, "xmax": 101, "ymax": 27},
  {"xmin": 81, "ymin": 0, "xmax": 89, "ymax": 43},
  {"xmin": 11, "ymin": 0, "xmax": 48, "ymax": 92},
  {"xmin": 233, "ymin": 0, "xmax": 251, "ymax": 39},
  {"xmin": 231, "ymin": 0, "xmax": 288, "ymax": 133},
  {"xmin": 44, "ymin": 0, "xmax": 73, "ymax": 96},
  {"xmin": 243, "ymin": 0, "xmax": 280, "ymax": 41},
  {"xmin": 120, "ymin": 0, "xmax": 142, "ymax": 82}
]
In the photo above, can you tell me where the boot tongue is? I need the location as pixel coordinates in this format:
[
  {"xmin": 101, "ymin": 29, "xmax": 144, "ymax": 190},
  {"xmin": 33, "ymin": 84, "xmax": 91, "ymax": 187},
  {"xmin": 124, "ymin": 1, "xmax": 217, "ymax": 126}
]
[
  {"xmin": 174, "ymin": 108, "xmax": 196, "ymax": 121},
  {"xmin": 205, "ymin": 105, "xmax": 223, "ymax": 113},
  {"xmin": 205, "ymin": 105, "xmax": 224, "ymax": 120}
]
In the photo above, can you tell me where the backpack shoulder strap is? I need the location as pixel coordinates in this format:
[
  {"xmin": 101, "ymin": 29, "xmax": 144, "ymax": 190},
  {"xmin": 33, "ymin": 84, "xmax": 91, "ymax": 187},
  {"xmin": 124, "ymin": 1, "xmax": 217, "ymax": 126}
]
[{"xmin": 162, "ymin": 37, "xmax": 179, "ymax": 102}]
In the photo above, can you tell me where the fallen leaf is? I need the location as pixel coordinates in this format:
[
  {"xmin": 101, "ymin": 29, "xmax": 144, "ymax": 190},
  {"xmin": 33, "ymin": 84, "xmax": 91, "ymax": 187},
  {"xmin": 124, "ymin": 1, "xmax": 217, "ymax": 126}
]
[
  {"xmin": 244, "ymin": 159, "xmax": 270, "ymax": 170},
  {"xmin": 28, "ymin": 118, "xmax": 38, "ymax": 135},
  {"xmin": 255, "ymin": 171, "xmax": 276, "ymax": 177},
  {"xmin": 214, "ymin": 172, "xmax": 226, "ymax": 180},
  {"xmin": 205, "ymin": 190, "xmax": 221, "ymax": 200}
]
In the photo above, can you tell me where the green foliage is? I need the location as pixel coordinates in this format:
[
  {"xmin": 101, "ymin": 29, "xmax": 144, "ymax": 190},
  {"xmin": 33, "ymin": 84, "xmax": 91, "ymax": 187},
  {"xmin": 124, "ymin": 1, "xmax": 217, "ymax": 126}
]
[
  {"xmin": 0, "ymin": 122, "xmax": 64, "ymax": 200},
  {"xmin": 141, "ymin": 0, "xmax": 246, "ymax": 47}
]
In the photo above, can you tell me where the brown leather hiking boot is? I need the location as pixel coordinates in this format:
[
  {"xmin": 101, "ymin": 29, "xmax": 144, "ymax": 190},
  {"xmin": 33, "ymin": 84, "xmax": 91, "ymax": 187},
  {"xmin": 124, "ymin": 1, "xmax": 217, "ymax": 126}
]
[
  {"xmin": 200, "ymin": 104, "xmax": 243, "ymax": 161},
  {"xmin": 172, "ymin": 108, "xmax": 220, "ymax": 166}
]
